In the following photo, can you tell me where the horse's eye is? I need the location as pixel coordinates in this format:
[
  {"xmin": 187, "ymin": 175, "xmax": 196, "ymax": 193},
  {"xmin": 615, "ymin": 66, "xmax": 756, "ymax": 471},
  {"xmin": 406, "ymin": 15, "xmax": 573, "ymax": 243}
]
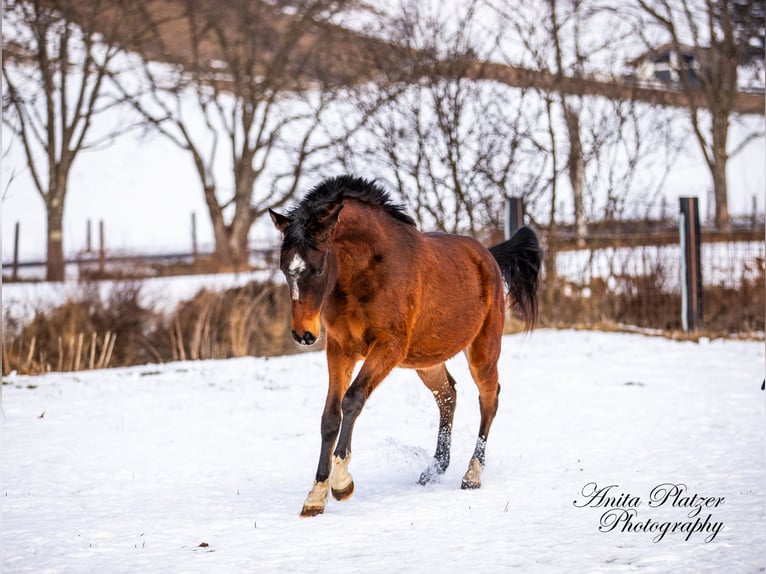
[{"xmin": 314, "ymin": 267, "xmax": 324, "ymax": 277}]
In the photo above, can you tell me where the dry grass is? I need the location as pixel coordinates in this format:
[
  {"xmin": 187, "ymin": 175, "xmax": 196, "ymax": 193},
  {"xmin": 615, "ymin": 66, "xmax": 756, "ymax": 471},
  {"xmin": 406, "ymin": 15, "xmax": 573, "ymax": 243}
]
[
  {"xmin": 535, "ymin": 269, "xmax": 764, "ymax": 340},
  {"xmin": 160, "ymin": 281, "xmax": 296, "ymax": 361},
  {"xmin": 2, "ymin": 281, "xmax": 156, "ymax": 374},
  {"xmin": 1, "ymin": 279, "xmax": 300, "ymax": 376}
]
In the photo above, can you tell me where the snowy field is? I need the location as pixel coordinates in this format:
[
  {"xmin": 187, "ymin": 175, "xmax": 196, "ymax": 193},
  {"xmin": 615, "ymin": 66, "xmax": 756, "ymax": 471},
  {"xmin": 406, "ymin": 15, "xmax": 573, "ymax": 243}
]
[{"xmin": 2, "ymin": 329, "xmax": 764, "ymax": 573}]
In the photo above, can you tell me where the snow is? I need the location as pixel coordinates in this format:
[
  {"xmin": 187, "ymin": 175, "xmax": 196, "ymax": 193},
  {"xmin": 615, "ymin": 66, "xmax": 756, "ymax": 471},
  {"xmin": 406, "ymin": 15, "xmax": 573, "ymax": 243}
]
[{"xmin": 2, "ymin": 329, "xmax": 764, "ymax": 572}]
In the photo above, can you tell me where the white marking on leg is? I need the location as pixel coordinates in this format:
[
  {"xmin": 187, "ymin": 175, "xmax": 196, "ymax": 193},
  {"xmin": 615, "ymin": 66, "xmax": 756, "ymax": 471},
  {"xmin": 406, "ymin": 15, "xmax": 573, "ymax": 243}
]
[
  {"xmin": 462, "ymin": 457, "xmax": 483, "ymax": 487},
  {"xmin": 302, "ymin": 480, "xmax": 329, "ymax": 514},
  {"xmin": 331, "ymin": 454, "xmax": 353, "ymax": 492}
]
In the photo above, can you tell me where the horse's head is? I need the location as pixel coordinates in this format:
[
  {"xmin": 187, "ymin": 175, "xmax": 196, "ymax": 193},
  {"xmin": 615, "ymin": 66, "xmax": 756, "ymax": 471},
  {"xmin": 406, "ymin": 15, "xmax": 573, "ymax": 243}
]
[{"xmin": 269, "ymin": 204, "xmax": 343, "ymax": 346}]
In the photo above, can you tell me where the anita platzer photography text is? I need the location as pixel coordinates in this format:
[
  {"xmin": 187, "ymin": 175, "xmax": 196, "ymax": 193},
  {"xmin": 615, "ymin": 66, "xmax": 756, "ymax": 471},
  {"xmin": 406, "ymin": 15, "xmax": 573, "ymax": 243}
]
[{"xmin": 575, "ymin": 482, "xmax": 726, "ymax": 543}]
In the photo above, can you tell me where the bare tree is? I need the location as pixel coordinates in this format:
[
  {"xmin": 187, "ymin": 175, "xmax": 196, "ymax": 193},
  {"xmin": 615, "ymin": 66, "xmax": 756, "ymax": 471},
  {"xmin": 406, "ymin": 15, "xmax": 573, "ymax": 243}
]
[
  {"xmin": 548, "ymin": 0, "xmax": 589, "ymax": 245},
  {"xmin": 337, "ymin": 0, "xmax": 546, "ymax": 240},
  {"xmin": 493, "ymin": 0, "xmax": 690, "ymax": 227},
  {"xmin": 486, "ymin": 0, "xmax": 691, "ymax": 315},
  {"xmin": 634, "ymin": 0, "xmax": 765, "ymax": 229},
  {"xmin": 2, "ymin": 0, "xmax": 141, "ymax": 280},
  {"xmin": 114, "ymin": 0, "xmax": 373, "ymax": 269}
]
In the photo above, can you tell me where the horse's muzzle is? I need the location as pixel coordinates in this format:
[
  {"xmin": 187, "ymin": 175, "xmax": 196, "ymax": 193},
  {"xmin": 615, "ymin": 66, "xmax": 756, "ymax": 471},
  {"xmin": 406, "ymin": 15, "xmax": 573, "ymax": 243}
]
[{"xmin": 292, "ymin": 330, "xmax": 317, "ymax": 346}]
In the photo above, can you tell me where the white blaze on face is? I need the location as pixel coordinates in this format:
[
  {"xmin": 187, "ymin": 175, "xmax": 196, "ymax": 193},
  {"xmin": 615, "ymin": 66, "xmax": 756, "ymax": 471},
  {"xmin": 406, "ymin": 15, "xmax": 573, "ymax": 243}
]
[{"xmin": 288, "ymin": 253, "xmax": 307, "ymax": 300}]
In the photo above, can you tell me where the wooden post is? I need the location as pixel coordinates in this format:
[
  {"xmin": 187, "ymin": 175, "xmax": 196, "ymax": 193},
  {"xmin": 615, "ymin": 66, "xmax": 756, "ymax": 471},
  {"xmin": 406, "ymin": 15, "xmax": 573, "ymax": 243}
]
[
  {"xmin": 504, "ymin": 196, "xmax": 525, "ymax": 240},
  {"xmin": 86, "ymin": 219, "xmax": 92, "ymax": 253},
  {"xmin": 752, "ymin": 195, "xmax": 758, "ymax": 228},
  {"xmin": 99, "ymin": 220, "xmax": 105, "ymax": 276},
  {"xmin": 191, "ymin": 211, "xmax": 198, "ymax": 262},
  {"xmin": 12, "ymin": 221, "xmax": 20, "ymax": 281},
  {"xmin": 679, "ymin": 197, "xmax": 702, "ymax": 332}
]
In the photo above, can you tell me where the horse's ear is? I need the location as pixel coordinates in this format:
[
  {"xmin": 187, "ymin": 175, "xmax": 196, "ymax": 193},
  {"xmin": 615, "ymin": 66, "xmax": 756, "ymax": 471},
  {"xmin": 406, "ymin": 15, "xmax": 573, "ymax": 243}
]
[
  {"xmin": 320, "ymin": 203, "xmax": 344, "ymax": 228},
  {"xmin": 314, "ymin": 203, "xmax": 344, "ymax": 242},
  {"xmin": 269, "ymin": 209, "xmax": 290, "ymax": 234}
]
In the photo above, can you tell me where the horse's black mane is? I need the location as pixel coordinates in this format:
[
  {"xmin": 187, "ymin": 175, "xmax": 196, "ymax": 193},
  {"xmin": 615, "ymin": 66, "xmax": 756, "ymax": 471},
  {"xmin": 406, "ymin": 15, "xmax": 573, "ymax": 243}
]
[{"xmin": 284, "ymin": 175, "xmax": 415, "ymax": 249}]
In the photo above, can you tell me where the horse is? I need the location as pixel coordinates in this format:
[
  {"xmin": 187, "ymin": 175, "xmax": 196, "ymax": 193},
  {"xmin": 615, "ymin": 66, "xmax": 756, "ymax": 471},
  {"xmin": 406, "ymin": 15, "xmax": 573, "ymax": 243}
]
[{"xmin": 270, "ymin": 175, "xmax": 541, "ymax": 517}]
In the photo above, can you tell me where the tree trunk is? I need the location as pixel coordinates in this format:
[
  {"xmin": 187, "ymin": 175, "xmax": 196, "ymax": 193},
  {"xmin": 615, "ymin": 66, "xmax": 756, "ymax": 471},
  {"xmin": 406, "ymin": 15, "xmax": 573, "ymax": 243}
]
[
  {"xmin": 563, "ymin": 101, "xmax": 586, "ymax": 246},
  {"xmin": 227, "ymin": 230, "xmax": 251, "ymax": 270},
  {"xmin": 200, "ymin": 183, "xmax": 234, "ymax": 269},
  {"xmin": 711, "ymin": 107, "xmax": 731, "ymax": 230},
  {"xmin": 225, "ymin": 206, "xmax": 253, "ymax": 271},
  {"xmin": 212, "ymin": 226, "xmax": 234, "ymax": 270},
  {"xmin": 46, "ymin": 196, "xmax": 65, "ymax": 281},
  {"xmin": 226, "ymin": 166, "xmax": 258, "ymax": 270},
  {"xmin": 204, "ymin": 183, "xmax": 256, "ymax": 271}
]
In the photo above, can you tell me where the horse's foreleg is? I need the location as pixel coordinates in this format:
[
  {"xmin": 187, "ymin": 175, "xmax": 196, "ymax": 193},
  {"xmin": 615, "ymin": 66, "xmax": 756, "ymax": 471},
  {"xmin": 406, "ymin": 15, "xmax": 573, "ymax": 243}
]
[
  {"xmin": 301, "ymin": 338, "xmax": 355, "ymax": 517},
  {"xmin": 331, "ymin": 341, "xmax": 401, "ymax": 500},
  {"xmin": 416, "ymin": 364, "xmax": 457, "ymax": 485}
]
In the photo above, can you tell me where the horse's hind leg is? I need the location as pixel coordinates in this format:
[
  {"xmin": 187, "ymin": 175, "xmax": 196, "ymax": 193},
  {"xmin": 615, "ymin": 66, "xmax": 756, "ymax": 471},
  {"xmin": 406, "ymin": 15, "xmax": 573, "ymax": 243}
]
[
  {"xmin": 462, "ymin": 330, "xmax": 502, "ymax": 490},
  {"xmin": 416, "ymin": 364, "xmax": 457, "ymax": 485}
]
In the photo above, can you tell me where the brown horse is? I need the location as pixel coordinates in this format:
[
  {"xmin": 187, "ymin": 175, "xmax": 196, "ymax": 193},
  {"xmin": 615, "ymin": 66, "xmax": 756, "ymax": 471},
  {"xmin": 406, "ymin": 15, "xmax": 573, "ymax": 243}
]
[{"xmin": 270, "ymin": 175, "xmax": 540, "ymax": 517}]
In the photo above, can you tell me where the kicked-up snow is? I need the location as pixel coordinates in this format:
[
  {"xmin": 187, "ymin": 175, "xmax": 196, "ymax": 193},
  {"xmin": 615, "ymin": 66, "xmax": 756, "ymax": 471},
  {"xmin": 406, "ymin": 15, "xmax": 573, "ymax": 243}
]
[{"xmin": 1, "ymin": 329, "xmax": 764, "ymax": 573}]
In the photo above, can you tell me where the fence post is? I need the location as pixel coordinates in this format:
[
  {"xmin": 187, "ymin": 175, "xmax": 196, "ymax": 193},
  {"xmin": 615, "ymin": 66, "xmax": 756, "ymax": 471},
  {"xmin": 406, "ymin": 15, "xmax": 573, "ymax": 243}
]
[
  {"xmin": 99, "ymin": 220, "xmax": 105, "ymax": 276},
  {"xmin": 191, "ymin": 211, "xmax": 198, "ymax": 263},
  {"xmin": 505, "ymin": 196, "xmax": 525, "ymax": 241},
  {"xmin": 12, "ymin": 221, "xmax": 20, "ymax": 281},
  {"xmin": 752, "ymin": 195, "xmax": 758, "ymax": 228},
  {"xmin": 679, "ymin": 197, "xmax": 702, "ymax": 332},
  {"xmin": 86, "ymin": 219, "xmax": 92, "ymax": 253}
]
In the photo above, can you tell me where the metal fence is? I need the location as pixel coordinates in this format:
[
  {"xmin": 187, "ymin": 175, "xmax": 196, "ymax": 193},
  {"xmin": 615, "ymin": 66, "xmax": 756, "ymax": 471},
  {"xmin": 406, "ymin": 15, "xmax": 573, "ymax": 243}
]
[{"xmin": 540, "ymin": 230, "xmax": 764, "ymax": 334}]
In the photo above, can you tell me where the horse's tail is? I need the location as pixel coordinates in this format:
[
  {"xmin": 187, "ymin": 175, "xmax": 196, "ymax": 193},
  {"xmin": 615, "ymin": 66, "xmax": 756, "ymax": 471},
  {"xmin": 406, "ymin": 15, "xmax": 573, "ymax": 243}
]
[{"xmin": 489, "ymin": 226, "xmax": 542, "ymax": 332}]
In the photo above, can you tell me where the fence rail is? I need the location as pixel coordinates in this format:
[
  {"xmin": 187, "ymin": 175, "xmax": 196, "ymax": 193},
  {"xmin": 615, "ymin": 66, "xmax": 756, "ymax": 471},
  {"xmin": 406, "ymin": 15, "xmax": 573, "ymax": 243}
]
[
  {"xmin": 2, "ymin": 248, "xmax": 279, "ymax": 279},
  {"xmin": 549, "ymin": 228, "xmax": 763, "ymax": 251}
]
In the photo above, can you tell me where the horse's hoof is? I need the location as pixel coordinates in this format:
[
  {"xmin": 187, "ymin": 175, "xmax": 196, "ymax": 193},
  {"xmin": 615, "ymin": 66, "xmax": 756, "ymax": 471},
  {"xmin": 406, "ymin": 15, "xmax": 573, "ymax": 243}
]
[
  {"xmin": 331, "ymin": 480, "xmax": 354, "ymax": 501},
  {"xmin": 300, "ymin": 505, "xmax": 325, "ymax": 517},
  {"xmin": 419, "ymin": 458, "xmax": 448, "ymax": 485},
  {"xmin": 330, "ymin": 454, "xmax": 353, "ymax": 501},
  {"xmin": 418, "ymin": 467, "xmax": 434, "ymax": 485},
  {"xmin": 301, "ymin": 480, "xmax": 329, "ymax": 517},
  {"xmin": 460, "ymin": 457, "xmax": 483, "ymax": 490}
]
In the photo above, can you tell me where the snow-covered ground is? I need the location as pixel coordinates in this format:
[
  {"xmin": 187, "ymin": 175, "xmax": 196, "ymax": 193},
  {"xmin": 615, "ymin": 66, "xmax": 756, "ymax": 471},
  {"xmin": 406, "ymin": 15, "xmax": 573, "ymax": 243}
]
[{"xmin": 2, "ymin": 329, "xmax": 764, "ymax": 573}]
